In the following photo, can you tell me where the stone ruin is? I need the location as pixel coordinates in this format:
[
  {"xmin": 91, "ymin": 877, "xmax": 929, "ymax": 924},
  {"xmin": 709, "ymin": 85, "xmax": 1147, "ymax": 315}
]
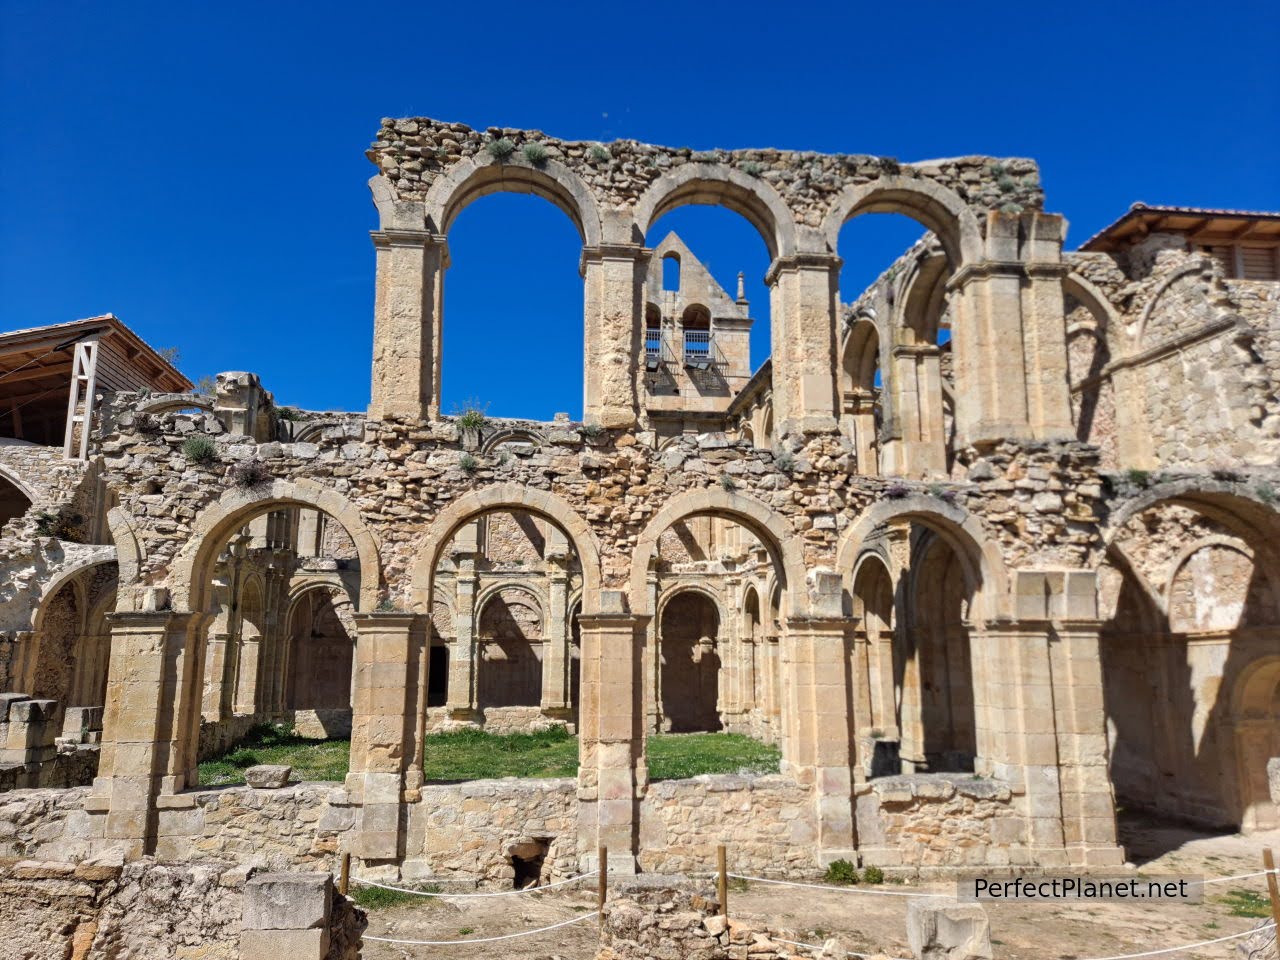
[{"xmin": 0, "ymin": 116, "xmax": 1276, "ymax": 905}]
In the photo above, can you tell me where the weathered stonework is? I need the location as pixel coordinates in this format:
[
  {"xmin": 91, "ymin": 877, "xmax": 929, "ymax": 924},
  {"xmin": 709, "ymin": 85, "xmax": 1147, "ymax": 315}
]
[{"xmin": 1, "ymin": 119, "xmax": 1277, "ymax": 890}]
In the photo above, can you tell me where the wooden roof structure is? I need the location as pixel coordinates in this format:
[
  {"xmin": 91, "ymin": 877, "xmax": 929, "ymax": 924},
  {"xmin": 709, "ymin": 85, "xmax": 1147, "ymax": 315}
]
[
  {"xmin": 1081, "ymin": 204, "xmax": 1280, "ymax": 252},
  {"xmin": 0, "ymin": 315, "xmax": 191, "ymax": 448}
]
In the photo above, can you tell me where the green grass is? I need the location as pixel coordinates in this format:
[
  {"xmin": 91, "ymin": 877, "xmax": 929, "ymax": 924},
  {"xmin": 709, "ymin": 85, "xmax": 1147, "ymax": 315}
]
[
  {"xmin": 421, "ymin": 726, "xmax": 579, "ymax": 780},
  {"xmin": 1218, "ymin": 888, "xmax": 1271, "ymax": 918},
  {"xmin": 647, "ymin": 733, "xmax": 780, "ymax": 781},
  {"xmin": 197, "ymin": 723, "xmax": 350, "ymax": 786},
  {"xmin": 197, "ymin": 725, "xmax": 781, "ymax": 786},
  {"xmin": 351, "ymin": 882, "xmax": 442, "ymax": 910}
]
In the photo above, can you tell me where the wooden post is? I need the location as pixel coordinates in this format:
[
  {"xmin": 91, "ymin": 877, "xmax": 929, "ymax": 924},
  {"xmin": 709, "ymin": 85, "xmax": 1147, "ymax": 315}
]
[
  {"xmin": 1263, "ymin": 848, "xmax": 1280, "ymax": 936},
  {"xmin": 717, "ymin": 844, "xmax": 728, "ymax": 918},
  {"xmin": 598, "ymin": 845, "xmax": 608, "ymax": 934},
  {"xmin": 339, "ymin": 851, "xmax": 351, "ymax": 896}
]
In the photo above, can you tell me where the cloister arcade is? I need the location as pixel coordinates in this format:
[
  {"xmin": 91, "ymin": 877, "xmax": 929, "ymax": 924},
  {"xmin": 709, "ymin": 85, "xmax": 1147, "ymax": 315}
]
[{"xmin": 1, "ymin": 118, "xmax": 1276, "ymax": 879}]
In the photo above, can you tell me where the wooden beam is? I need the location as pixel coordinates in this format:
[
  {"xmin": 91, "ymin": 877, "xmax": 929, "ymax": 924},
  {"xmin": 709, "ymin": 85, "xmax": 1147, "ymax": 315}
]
[{"xmin": 0, "ymin": 361, "xmax": 71, "ymax": 387}]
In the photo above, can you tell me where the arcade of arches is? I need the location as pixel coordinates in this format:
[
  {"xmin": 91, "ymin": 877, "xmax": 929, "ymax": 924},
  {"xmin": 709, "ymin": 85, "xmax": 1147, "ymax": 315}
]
[{"xmin": 1, "ymin": 118, "xmax": 1278, "ymax": 880}]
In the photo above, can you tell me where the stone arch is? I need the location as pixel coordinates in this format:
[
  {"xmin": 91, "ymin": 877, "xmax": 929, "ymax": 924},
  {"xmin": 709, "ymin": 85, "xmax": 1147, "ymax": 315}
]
[
  {"xmin": 1132, "ymin": 260, "xmax": 1214, "ymax": 347},
  {"xmin": 409, "ymin": 483, "xmax": 602, "ymax": 615},
  {"xmin": 820, "ymin": 176, "xmax": 983, "ymax": 268},
  {"xmin": 836, "ymin": 495, "xmax": 1009, "ymax": 621},
  {"xmin": 842, "ymin": 317, "xmax": 881, "ymax": 392},
  {"xmin": 0, "ymin": 462, "xmax": 38, "ymax": 506},
  {"xmin": 630, "ymin": 488, "xmax": 807, "ymax": 618},
  {"xmin": 135, "ymin": 393, "xmax": 216, "ymax": 415},
  {"xmin": 423, "ymin": 155, "xmax": 604, "ymax": 247},
  {"xmin": 655, "ymin": 581, "xmax": 727, "ymax": 627},
  {"xmin": 632, "ymin": 163, "xmax": 798, "ymax": 260},
  {"xmin": 1104, "ymin": 483, "xmax": 1280, "ymax": 562},
  {"xmin": 475, "ymin": 581, "xmax": 548, "ymax": 634},
  {"xmin": 168, "ymin": 479, "xmax": 382, "ymax": 614},
  {"xmin": 1164, "ymin": 536, "xmax": 1278, "ymax": 631},
  {"xmin": 1062, "ymin": 272, "xmax": 1122, "ymax": 341},
  {"xmin": 480, "ymin": 426, "xmax": 547, "ymax": 454}
]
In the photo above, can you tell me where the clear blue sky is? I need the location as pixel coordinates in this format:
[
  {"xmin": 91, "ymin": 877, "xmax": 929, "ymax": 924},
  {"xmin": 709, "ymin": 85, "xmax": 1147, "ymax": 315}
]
[{"xmin": 3, "ymin": 2, "xmax": 1277, "ymax": 420}]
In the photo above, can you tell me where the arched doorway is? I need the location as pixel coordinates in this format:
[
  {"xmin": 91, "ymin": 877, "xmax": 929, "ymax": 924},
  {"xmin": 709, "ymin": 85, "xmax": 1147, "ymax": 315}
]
[
  {"xmin": 284, "ymin": 586, "xmax": 356, "ymax": 738},
  {"xmin": 658, "ymin": 590, "xmax": 722, "ymax": 733}
]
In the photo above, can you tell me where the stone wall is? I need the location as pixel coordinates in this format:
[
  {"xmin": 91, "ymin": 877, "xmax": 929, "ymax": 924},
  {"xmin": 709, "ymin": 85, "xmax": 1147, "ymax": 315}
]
[
  {"xmin": 0, "ymin": 856, "xmax": 364, "ymax": 960},
  {"xmin": 639, "ymin": 774, "xmax": 818, "ymax": 875},
  {"xmin": 405, "ymin": 777, "xmax": 578, "ymax": 882},
  {"xmin": 0, "ymin": 857, "xmax": 243, "ymax": 960},
  {"xmin": 855, "ymin": 774, "xmax": 1026, "ymax": 871}
]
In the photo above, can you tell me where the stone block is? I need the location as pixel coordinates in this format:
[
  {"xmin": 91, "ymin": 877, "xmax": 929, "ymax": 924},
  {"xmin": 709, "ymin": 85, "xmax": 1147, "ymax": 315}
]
[
  {"xmin": 242, "ymin": 872, "xmax": 332, "ymax": 931},
  {"xmin": 1268, "ymin": 757, "xmax": 1280, "ymax": 805},
  {"xmin": 240, "ymin": 928, "xmax": 329, "ymax": 960},
  {"xmin": 245, "ymin": 764, "xmax": 292, "ymax": 789},
  {"xmin": 906, "ymin": 899, "xmax": 992, "ymax": 960}
]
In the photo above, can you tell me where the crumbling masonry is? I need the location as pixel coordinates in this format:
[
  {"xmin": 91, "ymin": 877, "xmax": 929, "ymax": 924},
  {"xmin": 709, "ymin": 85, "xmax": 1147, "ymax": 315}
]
[{"xmin": 1, "ymin": 118, "xmax": 1278, "ymax": 882}]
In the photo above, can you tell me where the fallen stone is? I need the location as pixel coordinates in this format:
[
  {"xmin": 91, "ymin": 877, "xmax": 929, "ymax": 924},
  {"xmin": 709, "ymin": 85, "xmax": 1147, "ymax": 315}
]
[
  {"xmin": 245, "ymin": 764, "xmax": 292, "ymax": 789},
  {"xmin": 907, "ymin": 898, "xmax": 993, "ymax": 960}
]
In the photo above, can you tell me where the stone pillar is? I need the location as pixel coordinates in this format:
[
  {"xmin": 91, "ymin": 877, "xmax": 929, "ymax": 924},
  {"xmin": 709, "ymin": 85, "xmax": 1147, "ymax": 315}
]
[
  {"xmin": 446, "ymin": 527, "xmax": 480, "ymax": 722},
  {"xmin": 369, "ymin": 229, "xmax": 446, "ymax": 422},
  {"xmin": 347, "ymin": 612, "xmax": 425, "ymax": 861},
  {"xmin": 242, "ymin": 873, "xmax": 334, "ymax": 960},
  {"xmin": 844, "ymin": 390, "xmax": 878, "ymax": 476},
  {"xmin": 881, "ymin": 343, "xmax": 946, "ymax": 477},
  {"xmin": 87, "ymin": 609, "xmax": 195, "ymax": 858},
  {"xmin": 643, "ymin": 574, "xmax": 660, "ymax": 733},
  {"xmin": 576, "ymin": 591, "xmax": 646, "ymax": 872},
  {"xmin": 947, "ymin": 212, "xmax": 1074, "ymax": 447},
  {"xmin": 768, "ymin": 254, "xmax": 842, "ymax": 437},
  {"xmin": 781, "ymin": 571, "xmax": 857, "ymax": 865},
  {"xmin": 540, "ymin": 548, "xmax": 572, "ymax": 718},
  {"xmin": 581, "ymin": 244, "xmax": 645, "ymax": 429}
]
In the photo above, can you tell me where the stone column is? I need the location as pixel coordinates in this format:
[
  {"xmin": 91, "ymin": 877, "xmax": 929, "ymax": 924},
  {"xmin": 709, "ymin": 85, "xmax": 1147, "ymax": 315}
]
[
  {"xmin": 843, "ymin": 390, "xmax": 878, "ymax": 476},
  {"xmin": 768, "ymin": 254, "xmax": 842, "ymax": 437},
  {"xmin": 369, "ymin": 229, "xmax": 446, "ymax": 422},
  {"xmin": 947, "ymin": 212, "xmax": 1074, "ymax": 447},
  {"xmin": 576, "ymin": 591, "xmax": 646, "ymax": 872},
  {"xmin": 781, "ymin": 571, "xmax": 857, "ymax": 865},
  {"xmin": 881, "ymin": 343, "xmax": 946, "ymax": 477},
  {"xmin": 1049, "ymin": 619, "xmax": 1125, "ymax": 865},
  {"xmin": 87, "ymin": 609, "xmax": 195, "ymax": 858},
  {"xmin": 540, "ymin": 546, "xmax": 572, "ymax": 718},
  {"xmin": 643, "ymin": 574, "xmax": 661, "ymax": 733},
  {"xmin": 581, "ymin": 244, "xmax": 645, "ymax": 429},
  {"xmin": 347, "ymin": 612, "xmax": 425, "ymax": 861},
  {"xmin": 446, "ymin": 526, "xmax": 480, "ymax": 721}
]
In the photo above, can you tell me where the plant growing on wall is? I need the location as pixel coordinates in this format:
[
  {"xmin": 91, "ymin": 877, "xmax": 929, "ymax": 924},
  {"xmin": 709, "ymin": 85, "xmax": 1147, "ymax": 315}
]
[
  {"xmin": 521, "ymin": 142, "xmax": 548, "ymax": 166},
  {"xmin": 486, "ymin": 137, "xmax": 515, "ymax": 161},
  {"xmin": 228, "ymin": 458, "xmax": 271, "ymax": 490},
  {"xmin": 459, "ymin": 453, "xmax": 478, "ymax": 475},
  {"xmin": 588, "ymin": 144, "xmax": 611, "ymax": 163},
  {"xmin": 182, "ymin": 434, "xmax": 218, "ymax": 465}
]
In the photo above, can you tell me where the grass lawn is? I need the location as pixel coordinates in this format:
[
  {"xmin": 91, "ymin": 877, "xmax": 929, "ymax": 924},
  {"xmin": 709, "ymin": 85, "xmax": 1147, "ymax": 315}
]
[{"xmin": 198, "ymin": 724, "xmax": 781, "ymax": 786}]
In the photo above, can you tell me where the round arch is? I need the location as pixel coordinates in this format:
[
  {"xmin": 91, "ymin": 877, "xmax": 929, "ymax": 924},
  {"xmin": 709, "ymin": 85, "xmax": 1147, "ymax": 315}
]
[
  {"xmin": 480, "ymin": 427, "xmax": 547, "ymax": 454},
  {"xmin": 423, "ymin": 155, "xmax": 604, "ymax": 247},
  {"xmin": 1104, "ymin": 483, "xmax": 1280, "ymax": 563},
  {"xmin": 409, "ymin": 483, "xmax": 603, "ymax": 615},
  {"xmin": 1062, "ymin": 272, "xmax": 1122, "ymax": 340},
  {"xmin": 836, "ymin": 495, "xmax": 1009, "ymax": 621},
  {"xmin": 820, "ymin": 176, "xmax": 983, "ymax": 268},
  {"xmin": 630, "ymin": 488, "xmax": 807, "ymax": 618},
  {"xmin": 842, "ymin": 318, "xmax": 881, "ymax": 391},
  {"xmin": 136, "ymin": 393, "xmax": 217, "ymax": 415},
  {"xmin": 655, "ymin": 581, "xmax": 727, "ymax": 628},
  {"xmin": 168, "ymin": 479, "xmax": 383, "ymax": 614},
  {"xmin": 632, "ymin": 163, "xmax": 798, "ymax": 261},
  {"xmin": 0, "ymin": 462, "xmax": 39, "ymax": 505},
  {"xmin": 474, "ymin": 581, "xmax": 548, "ymax": 634}
]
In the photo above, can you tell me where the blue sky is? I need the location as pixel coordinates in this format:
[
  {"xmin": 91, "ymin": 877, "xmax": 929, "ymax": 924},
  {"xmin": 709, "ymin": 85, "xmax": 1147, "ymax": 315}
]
[{"xmin": 2, "ymin": 2, "xmax": 1277, "ymax": 420}]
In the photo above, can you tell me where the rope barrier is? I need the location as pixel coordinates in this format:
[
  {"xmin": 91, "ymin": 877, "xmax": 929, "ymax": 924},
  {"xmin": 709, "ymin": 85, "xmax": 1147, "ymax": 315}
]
[
  {"xmin": 727, "ymin": 872, "xmax": 948, "ymax": 898},
  {"xmin": 352, "ymin": 870, "xmax": 595, "ymax": 898},
  {"xmin": 1200, "ymin": 867, "xmax": 1278, "ymax": 885},
  {"xmin": 772, "ymin": 935, "xmax": 913, "ymax": 960},
  {"xmin": 1075, "ymin": 921, "xmax": 1274, "ymax": 960},
  {"xmin": 362, "ymin": 910, "xmax": 599, "ymax": 945}
]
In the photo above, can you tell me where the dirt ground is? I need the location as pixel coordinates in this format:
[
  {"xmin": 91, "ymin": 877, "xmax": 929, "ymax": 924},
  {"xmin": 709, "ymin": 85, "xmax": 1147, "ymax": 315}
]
[{"xmin": 361, "ymin": 816, "xmax": 1280, "ymax": 960}]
